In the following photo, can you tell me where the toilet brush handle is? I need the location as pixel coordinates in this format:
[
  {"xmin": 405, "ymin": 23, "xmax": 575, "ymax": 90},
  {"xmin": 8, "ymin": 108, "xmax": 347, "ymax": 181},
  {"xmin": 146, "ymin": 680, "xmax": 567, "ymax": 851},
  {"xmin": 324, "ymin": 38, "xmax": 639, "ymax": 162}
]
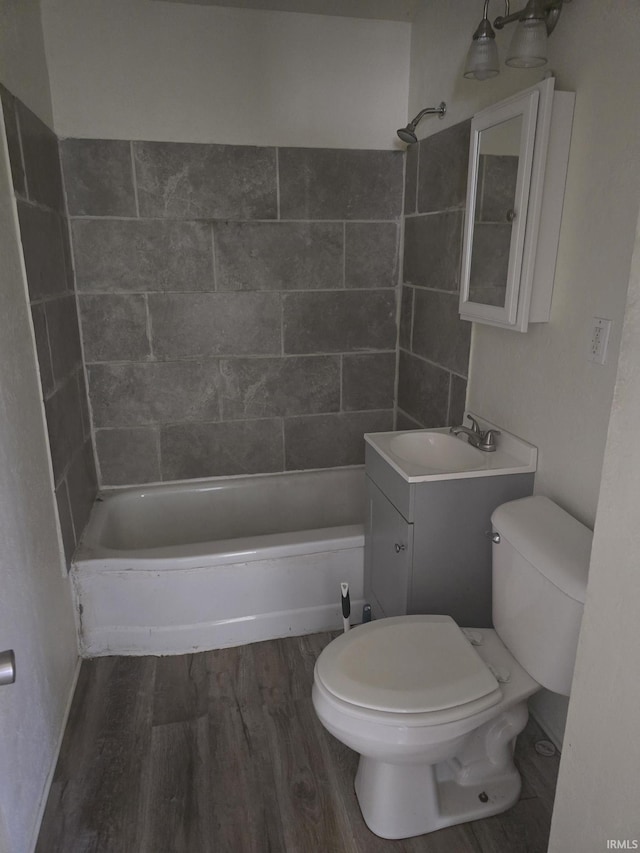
[{"xmin": 341, "ymin": 582, "xmax": 351, "ymax": 632}]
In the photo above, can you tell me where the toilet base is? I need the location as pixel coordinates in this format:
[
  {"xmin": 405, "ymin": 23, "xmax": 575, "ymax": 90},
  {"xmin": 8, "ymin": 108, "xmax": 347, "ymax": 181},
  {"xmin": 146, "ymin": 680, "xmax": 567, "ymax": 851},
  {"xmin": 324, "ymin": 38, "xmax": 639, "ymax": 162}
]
[
  {"xmin": 354, "ymin": 702, "xmax": 529, "ymax": 839},
  {"xmin": 355, "ymin": 756, "xmax": 521, "ymax": 839}
]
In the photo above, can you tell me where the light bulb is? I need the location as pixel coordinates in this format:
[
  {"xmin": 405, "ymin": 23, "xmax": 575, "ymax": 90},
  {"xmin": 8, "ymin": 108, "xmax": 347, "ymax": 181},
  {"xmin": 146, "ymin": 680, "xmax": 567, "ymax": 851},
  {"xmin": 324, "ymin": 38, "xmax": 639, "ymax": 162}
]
[{"xmin": 506, "ymin": 18, "xmax": 548, "ymax": 68}]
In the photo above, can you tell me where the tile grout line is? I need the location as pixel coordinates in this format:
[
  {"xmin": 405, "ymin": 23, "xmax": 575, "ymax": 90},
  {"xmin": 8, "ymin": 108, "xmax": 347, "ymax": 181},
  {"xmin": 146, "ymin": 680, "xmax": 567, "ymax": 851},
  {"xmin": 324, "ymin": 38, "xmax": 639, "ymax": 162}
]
[
  {"xmin": 66, "ymin": 214, "xmax": 401, "ymax": 225},
  {"xmin": 395, "ymin": 405, "xmax": 424, "ymax": 428},
  {"xmin": 210, "ymin": 222, "xmax": 217, "ymax": 292},
  {"xmin": 397, "ymin": 344, "xmax": 468, "ymax": 378},
  {"xmin": 12, "ymin": 99, "xmax": 30, "ymax": 201},
  {"xmin": 275, "ymin": 148, "xmax": 281, "ymax": 221},
  {"xmin": 71, "ymin": 285, "xmax": 399, "ymax": 296},
  {"xmin": 156, "ymin": 421, "xmax": 163, "ymax": 483},
  {"xmin": 409, "ymin": 285, "xmax": 415, "ymax": 352},
  {"xmin": 92, "ymin": 407, "xmax": 395, "ymax": 432},
  {"xmin": 145, "ymin": 293, "xmax": 154, "ymax": 360},
  {"xmin": 280, "ymin": 292, "xmax": 285, "ymax": 357},
  {"xmin": 130, "ymin": 141, "xmax": 140, "ymax": 218},
  {"xmin": 394, "ymin": 148, "xmax": 407, "ymax": 430},
  {"xmin": 404, "ymin": 208, "xmax": 465, "ymax": 220},
  {"xmin": 34, "ymin": 284, "xmax": 56, "ymax": 401},
  {"xmin": 446, "ymin": 371, "xmax": 453, "ymax": 424},
  {"xmin": 342, "ymin": 221, "xmax": 346, "ymax": 288},
  {"xmin": 82, "ymin": 349, "xmax": 396, "ymax": 366}
]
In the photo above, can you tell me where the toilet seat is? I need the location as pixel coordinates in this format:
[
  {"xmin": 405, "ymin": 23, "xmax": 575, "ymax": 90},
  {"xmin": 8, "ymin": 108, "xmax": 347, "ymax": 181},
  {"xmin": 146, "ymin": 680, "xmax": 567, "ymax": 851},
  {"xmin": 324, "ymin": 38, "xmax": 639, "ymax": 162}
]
[{"xmin": 316, "ymin": 615, "xmax": 502, "ymax": 720}]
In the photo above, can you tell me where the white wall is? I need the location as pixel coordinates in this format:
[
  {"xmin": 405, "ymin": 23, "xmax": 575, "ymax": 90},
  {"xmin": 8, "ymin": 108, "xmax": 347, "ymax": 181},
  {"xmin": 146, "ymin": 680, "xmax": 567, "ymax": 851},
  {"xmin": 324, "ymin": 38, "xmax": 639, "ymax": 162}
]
[
  {"xmin": 467, "ymin": 0, "xmax": 640, "ymax": 745},
  {"xmin": 42, "ymin": 0, "xmax": 411, "ymax": 148},
  {"xmin": 0, "ymin": 110, "xmax": 79, "ymax": 852},
  {"xmin": 0, "ymin": 0, "xmax": 53, "ymax": 125},
  {"xmin": 548, "ymin": 197, "xmax": 640, "ymax": 853},
  {"xmin": 410, "ymin": 0, "xmax": 640, "ymax": 747},
  {"xmin": 0, "ymin": 3, "xmax": 79, "ymax": 848},
  {"xmin": 468, "ymin": 0, "xmax": 640, "ymax": 530}
]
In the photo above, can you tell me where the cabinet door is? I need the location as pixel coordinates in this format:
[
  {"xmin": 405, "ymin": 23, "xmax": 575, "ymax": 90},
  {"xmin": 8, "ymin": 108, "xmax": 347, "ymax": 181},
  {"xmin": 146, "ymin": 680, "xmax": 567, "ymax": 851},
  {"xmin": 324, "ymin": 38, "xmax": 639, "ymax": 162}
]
[
  {"xmin": 459, "ymin": 77, "xmax": 560, "ymax": 331},
  {"xmin": 365, "ymin": 479, "xmax": 413, "ymax": 618},
  {"xmin": 460, "ymin": 86, "xmax": 539, "ymax": 327}
]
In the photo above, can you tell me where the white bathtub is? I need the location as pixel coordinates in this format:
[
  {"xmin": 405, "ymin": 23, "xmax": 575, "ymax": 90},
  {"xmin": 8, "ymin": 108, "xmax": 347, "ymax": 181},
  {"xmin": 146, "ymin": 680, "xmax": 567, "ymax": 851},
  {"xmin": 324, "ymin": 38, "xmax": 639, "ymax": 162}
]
[{"xmin": 72, "ymin": 467, "xmax": 366, "ymax": 656}]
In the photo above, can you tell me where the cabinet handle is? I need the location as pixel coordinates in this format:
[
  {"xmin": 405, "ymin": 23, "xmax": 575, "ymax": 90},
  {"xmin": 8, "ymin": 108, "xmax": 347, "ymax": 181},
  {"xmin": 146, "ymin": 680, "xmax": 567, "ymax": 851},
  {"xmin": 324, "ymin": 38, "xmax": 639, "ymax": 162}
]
[
  {"xmin": 506, "ymin": 208, "xmax": 516, "ymax": 222},
  {"xmin": 394, "ymin": 543, "xmax": 406, "ymax": 553},
  {"xmin": 485, "ymin": 531, "xmax": 501, "ymax": 544}
]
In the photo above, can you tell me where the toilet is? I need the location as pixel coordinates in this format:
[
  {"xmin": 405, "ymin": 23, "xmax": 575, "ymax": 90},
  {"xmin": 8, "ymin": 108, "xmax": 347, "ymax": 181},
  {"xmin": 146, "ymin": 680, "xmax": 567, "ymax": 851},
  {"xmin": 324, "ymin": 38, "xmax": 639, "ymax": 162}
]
[{"xmin": 312, "ymin": 495, "xmax": 592, "ymax": 840}]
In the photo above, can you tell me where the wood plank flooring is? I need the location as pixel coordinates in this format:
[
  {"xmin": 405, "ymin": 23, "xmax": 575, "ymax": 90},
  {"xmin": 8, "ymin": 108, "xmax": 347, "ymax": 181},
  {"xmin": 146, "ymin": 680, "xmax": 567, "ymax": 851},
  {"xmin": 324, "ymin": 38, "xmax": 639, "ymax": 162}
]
[{"xmin": 37, "ymin": 632, "xmax": 560, "ymax": 853}]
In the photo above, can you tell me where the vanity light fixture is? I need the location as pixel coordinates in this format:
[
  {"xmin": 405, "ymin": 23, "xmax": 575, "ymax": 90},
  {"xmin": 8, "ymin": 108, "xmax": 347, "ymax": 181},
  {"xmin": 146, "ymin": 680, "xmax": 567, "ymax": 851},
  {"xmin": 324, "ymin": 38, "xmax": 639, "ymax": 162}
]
[{"xmin": 464, "ymin": 0, "xmax": 568, "ymax": 81}]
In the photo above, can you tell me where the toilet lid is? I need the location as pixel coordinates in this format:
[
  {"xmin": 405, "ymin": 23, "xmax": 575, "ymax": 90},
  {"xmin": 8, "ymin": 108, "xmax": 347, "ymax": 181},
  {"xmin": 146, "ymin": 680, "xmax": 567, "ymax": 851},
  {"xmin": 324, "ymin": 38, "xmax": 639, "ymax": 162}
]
[{"xmin": 316, "ymin": 615, "xmax": 500, "ymax": 714}]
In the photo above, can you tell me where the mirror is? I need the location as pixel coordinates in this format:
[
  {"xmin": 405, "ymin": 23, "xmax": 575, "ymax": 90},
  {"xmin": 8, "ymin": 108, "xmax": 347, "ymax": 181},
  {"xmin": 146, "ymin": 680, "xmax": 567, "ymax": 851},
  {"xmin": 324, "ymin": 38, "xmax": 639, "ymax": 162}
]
[
  {"xmin": 468, "ymin": 115, "xmax": 522, "ymax": 308},
  {"xmin": 460, "ymin": 78, "xmax": 574, "ymax": 332},
  {"xmin": 460, "ymin": 87, "xmax": 539, "ymax": 328}
]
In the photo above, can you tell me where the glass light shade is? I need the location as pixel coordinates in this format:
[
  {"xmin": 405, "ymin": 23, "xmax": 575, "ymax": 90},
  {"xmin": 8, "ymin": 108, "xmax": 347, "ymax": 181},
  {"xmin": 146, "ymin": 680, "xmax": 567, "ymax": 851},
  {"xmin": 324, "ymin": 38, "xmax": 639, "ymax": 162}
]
[
  {"xmin": 464, "ymin": 36, "xmax": 500, "ymax": 80},
  {"xmin": 506, "ymin": 18, "xmax": 548, "ymax": 67}
]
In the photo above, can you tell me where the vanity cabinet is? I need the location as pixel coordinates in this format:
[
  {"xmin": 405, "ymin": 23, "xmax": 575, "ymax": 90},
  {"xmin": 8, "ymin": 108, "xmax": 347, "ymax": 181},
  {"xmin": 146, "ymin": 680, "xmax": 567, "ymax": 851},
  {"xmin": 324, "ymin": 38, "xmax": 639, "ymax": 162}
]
[
  {"xmin": 364, "ymin": 444, "xmax": 534, "ymax": 627},
  {"xmin": 459, "ymin": 77, "xmax": 575, "ymax": 332},
  {"xmin": 367, "ymin": 480, "xmax": 414, "ymax": 618}
]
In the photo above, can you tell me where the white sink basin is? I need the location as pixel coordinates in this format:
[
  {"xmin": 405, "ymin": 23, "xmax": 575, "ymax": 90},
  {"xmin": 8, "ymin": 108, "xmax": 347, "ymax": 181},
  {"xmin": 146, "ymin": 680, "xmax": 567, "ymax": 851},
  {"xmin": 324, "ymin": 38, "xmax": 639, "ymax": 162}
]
[
  {"xmin": 388, "ymin": 431, "xmax": 485, "ymax": 473},
  {"xmin": 365, "ymin": 417, "xmax": 537, "ymax": 483}
]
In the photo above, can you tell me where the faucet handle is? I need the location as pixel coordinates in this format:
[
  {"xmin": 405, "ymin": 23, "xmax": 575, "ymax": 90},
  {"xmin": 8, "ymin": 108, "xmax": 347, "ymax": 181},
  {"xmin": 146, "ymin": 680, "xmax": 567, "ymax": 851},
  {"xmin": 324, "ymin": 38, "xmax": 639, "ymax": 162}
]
[
  {"xmin": 479, "ymin": 429, "xmax": 501, "ymax": 452},
  {"xmin": 466, "ymin": 415, "xmax": 481, "ymax": 434}
]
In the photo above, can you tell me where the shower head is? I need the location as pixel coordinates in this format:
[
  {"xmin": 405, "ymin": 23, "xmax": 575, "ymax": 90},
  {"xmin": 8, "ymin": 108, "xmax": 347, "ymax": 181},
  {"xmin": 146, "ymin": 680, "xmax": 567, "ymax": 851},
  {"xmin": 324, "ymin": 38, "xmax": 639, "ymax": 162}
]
[
  {"xmin": 397, "ymin": 101, "xmax": 446, "ymax": 145},
  {"xmin": 397, "ymin": 125, "xmax": 418, "ymax": 145}
]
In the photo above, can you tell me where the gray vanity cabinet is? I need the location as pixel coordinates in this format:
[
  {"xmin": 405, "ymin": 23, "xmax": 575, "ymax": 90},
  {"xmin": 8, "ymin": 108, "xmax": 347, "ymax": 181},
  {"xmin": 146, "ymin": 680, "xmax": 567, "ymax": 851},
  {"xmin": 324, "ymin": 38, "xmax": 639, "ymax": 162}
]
[{"xmin": 364, "ymin": 444, "xmax": 534, "ymax": 627}]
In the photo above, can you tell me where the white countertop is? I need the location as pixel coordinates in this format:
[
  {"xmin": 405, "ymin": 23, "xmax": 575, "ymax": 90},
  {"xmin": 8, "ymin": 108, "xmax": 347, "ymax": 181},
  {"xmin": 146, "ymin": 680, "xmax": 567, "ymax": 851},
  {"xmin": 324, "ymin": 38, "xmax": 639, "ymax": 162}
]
[{"xmin": 364, "ymin": 416, "xmax": 537, "ymax": 484}]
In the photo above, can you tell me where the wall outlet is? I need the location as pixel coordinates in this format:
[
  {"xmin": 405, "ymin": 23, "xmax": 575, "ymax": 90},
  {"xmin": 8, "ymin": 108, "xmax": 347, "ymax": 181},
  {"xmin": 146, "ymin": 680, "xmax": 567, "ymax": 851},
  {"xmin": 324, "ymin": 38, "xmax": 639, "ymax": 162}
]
[{"xmin": 588, "ymin": 317, "xmax": 612, "ymax": 364}]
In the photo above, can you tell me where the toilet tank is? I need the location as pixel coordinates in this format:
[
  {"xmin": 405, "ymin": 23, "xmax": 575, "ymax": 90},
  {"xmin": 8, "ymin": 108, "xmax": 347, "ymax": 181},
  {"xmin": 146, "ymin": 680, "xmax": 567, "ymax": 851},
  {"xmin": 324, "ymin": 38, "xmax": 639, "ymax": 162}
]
[{"xmin": 491, "ymin": 496, "xmax": 592, "ymax": 696}]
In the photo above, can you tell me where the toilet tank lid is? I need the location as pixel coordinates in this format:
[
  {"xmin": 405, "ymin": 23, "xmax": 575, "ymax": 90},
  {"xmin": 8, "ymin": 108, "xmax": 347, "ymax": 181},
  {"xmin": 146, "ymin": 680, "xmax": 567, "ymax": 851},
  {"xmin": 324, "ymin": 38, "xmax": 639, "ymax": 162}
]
[{"xmin": 492, "ymin": 496, "xmax": 592, "ymax": 604}]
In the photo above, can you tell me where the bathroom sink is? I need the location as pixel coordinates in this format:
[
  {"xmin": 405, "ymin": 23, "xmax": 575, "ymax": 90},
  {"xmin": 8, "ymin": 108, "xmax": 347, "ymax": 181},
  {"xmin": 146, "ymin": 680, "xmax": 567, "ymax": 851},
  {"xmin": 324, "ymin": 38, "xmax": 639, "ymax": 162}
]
[
  {"xmin": 388, "ymin": 432, "xmax": 485, "ymax": 473},
  {"xmin": 364, "ymin": 416, "xmax": 537, "ymax": 483}
]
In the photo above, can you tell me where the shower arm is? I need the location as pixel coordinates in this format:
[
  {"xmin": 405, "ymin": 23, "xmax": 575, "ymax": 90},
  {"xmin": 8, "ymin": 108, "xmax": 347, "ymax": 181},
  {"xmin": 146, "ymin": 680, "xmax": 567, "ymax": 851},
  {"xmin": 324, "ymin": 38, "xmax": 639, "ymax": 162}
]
[{"xmin": 407, "ymin": 102, "xmax": 447, "ymax": 131}]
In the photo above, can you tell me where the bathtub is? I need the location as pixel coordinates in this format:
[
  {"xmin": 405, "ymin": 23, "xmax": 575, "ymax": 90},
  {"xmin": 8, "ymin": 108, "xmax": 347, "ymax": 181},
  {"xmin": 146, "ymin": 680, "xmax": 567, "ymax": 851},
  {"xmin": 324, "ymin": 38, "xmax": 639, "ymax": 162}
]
[{"xmin": 71, "ymin": 467, "xmax": 366, "ymax": 656}]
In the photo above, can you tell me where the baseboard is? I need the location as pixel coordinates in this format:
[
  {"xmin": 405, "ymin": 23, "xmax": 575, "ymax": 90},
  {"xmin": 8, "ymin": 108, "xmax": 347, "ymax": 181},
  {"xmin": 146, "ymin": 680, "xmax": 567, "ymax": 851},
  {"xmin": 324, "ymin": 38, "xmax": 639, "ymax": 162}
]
[{"xmin": 29, "ymin": 656, "xmax": 82, "ymax": 852}]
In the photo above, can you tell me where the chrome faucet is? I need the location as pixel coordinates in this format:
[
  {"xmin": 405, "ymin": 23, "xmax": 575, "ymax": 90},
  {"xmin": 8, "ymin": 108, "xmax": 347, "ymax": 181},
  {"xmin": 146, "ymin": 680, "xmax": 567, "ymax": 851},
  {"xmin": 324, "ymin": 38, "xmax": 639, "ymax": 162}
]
[{"xmin": 450, "ymin": 416, "xmax": 501, "ymax": 452}]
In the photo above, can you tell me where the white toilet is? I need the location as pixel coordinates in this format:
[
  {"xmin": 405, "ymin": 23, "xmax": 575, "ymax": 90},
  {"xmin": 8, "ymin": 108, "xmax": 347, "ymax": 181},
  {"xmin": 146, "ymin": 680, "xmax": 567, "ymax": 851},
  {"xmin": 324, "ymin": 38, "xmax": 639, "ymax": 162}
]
[{"xmin": 312, "ymin": 495, "xmax": 592, "ymax": 839}]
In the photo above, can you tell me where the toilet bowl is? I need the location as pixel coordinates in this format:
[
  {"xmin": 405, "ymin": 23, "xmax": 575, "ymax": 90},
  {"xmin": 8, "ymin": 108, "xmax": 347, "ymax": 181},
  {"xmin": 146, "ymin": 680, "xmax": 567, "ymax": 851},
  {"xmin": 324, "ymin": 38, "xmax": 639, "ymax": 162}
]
[
  {"xmin": 312, "ymin": 496, "xmax": 592, "ymax": 839},
  {"xmin": 313, "ymin": 616, "xmax": 539, "ymax": 839}
]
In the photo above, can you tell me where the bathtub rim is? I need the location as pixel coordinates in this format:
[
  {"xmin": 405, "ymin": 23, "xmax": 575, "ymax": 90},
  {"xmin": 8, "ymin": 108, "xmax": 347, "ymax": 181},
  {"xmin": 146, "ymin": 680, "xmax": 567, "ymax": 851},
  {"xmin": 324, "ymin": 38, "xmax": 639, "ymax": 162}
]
[
  {"xmin": 74, "ymin": 465, "xmax": 366, "ymax": 571},
  {"xmin": 74, "ymin": 525, "xmax": 365, "ymax": 571}
]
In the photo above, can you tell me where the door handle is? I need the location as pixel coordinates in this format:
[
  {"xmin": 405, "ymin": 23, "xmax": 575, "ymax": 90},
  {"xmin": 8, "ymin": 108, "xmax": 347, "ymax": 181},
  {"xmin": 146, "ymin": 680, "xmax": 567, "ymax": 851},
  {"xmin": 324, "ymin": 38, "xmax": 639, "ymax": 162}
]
[
  {"xmin": 394, "ymin": 543, "xmax": 406, "ymax": 553},
  {"xmin": 0, "ymin": 650, "xmax": 16, "ymax": 686}
]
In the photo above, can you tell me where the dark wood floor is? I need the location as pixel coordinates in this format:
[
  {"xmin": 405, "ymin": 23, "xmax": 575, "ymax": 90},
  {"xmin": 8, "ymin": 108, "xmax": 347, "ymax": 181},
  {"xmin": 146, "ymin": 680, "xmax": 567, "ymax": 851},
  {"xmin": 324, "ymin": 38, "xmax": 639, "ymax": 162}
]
[{"xmin": 37, "ymin": 632, "xmax": 560, "ymax": 853}]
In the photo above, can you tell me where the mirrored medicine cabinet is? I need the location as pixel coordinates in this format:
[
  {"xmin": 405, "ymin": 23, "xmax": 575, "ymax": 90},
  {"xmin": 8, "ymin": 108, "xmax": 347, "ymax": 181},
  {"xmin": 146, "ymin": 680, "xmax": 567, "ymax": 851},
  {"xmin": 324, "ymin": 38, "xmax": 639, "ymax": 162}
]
[{"xmin": 459, "ymin": 77, "xmax": 575, "ymax": 332}]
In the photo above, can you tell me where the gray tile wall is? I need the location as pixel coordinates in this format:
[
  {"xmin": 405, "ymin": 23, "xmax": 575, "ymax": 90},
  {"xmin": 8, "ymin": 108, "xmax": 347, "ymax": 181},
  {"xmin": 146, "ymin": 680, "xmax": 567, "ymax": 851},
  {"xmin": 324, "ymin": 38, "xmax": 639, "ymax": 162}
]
[
  {"xmin": 398, "ymin": 121, "xmax": 473, "ymax": 429},
  {"xmin": 0, "ymin": 85, "xmax": 97, "ymax": 567},
  {"xmin": 61, "ymin": 139, "xmax": 402, "ymax": 485}
]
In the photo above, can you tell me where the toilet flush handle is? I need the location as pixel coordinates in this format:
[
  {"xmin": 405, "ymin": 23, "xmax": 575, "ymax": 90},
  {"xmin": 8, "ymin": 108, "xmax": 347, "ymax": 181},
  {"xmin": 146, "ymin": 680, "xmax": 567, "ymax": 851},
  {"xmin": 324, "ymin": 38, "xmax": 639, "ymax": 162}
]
[{"xmin": 485, "ymin": 531, "xmax": 501, "ymax": 544}]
